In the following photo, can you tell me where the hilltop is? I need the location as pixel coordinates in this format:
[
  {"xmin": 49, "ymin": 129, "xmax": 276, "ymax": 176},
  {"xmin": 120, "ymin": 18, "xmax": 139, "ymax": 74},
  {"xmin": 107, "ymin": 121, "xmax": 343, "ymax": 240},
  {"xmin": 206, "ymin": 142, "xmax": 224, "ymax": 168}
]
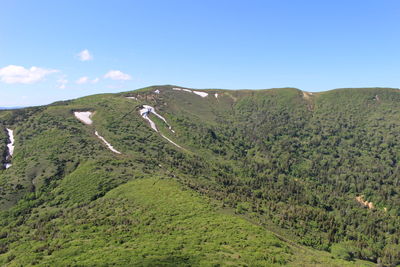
[{"xmin": 1, "ymin": 85, "xmax": 400, "ymax": 266}]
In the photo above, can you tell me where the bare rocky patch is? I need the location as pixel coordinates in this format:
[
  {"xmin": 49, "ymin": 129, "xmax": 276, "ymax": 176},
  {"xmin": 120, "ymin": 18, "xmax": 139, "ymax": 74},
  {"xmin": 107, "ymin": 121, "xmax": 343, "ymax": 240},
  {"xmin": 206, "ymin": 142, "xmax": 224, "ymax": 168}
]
[{"xmin": 355, "ymin": 195, "xmax": 374, "ymax": 209}]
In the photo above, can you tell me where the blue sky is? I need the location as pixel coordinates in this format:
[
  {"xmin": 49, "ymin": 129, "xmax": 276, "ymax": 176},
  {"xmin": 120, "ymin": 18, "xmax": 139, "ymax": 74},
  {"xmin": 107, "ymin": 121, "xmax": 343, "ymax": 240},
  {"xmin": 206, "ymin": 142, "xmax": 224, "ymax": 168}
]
[{"xmin": 1, "ymin": 0, "xmax": 400, "ymax": 106}]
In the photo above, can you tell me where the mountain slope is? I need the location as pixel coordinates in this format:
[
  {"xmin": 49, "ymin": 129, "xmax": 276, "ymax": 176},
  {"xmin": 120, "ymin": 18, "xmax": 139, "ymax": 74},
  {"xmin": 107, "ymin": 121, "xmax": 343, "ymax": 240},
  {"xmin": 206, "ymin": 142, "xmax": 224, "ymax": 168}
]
[
  {"xmin": 0, "ymin": 177, "xmax": 372, "ymax": 266},
  {"xmin": 0, "ymin": 85, "xmax": 399, "ymax": 266}
]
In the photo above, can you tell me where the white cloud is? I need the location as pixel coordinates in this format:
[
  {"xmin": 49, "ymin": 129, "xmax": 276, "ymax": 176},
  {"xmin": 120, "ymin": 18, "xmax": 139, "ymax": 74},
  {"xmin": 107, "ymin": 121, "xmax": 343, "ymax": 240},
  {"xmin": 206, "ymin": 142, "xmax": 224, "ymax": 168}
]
[
  {"xmin": 91, "ymin": 77, "xmax": 99, "ymax": 83},
  {"xmin": 0, "ymin": 65, "xmax": 58, "ymax": 84},
  {"xmin": 76, "ymin": 76, "xmax": 89, "ymax": 84},
  {"xmin": 77, "ymin": 49, "xmax": 93, "ymax": 61},
  {"xmin": 57, "ymin": 77, "xmax": 68, "ymax": 89},
  {"xmin": 104, "ymin": 70, "xmax": 131, "ymax": 81}
]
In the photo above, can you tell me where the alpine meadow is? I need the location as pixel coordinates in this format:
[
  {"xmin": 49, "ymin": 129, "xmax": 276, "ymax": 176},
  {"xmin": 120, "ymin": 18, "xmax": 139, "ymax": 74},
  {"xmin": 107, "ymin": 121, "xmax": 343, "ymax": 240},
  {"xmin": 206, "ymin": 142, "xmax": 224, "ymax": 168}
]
[{"xmin": 1, "ymin": 85, "xmax": 400, "ymax": 266}]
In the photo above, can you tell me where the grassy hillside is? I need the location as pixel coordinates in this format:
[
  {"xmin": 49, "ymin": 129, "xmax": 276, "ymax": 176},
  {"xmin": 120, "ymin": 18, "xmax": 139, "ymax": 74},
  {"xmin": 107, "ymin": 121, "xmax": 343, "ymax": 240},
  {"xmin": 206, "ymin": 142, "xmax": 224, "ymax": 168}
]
[
  {"xmin": 0, "ymin": 177, "xmax": 372, "ymax": 266},
  {"xmin": 0, "ymin": 85, "xmax": 399, "ymax": 266}
]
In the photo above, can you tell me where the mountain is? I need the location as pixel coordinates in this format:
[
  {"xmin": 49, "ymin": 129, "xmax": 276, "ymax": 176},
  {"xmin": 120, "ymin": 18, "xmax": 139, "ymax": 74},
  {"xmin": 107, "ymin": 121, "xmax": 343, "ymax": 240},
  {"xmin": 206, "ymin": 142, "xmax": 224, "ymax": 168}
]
[
  {"xmin": 0, "ymin": 107, "xmax": 25, "ymax": 110},
  {"xmin": 1, "ymin": 85, "xmax": 399, "ymax": 266}
]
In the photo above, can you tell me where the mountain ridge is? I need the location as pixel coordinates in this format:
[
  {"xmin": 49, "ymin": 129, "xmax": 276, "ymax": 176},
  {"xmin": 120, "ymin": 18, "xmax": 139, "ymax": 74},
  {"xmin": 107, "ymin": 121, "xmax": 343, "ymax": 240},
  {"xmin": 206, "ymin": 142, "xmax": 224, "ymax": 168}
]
[{"xmin": 1, "ymin": 85, "xmax": 400, "ymax": 266}]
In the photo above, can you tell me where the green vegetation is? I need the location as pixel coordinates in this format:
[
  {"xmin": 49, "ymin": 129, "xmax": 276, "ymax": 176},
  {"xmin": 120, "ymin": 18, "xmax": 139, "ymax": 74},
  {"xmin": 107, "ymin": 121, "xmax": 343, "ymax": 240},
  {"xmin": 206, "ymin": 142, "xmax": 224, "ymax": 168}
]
[
  {"xmin": 0, "ymin": 85, "xmax": 399, "ymax": 266},
  {"xmin": 0, "ymin": 177, "xmax": 372, "ymax": 266}
]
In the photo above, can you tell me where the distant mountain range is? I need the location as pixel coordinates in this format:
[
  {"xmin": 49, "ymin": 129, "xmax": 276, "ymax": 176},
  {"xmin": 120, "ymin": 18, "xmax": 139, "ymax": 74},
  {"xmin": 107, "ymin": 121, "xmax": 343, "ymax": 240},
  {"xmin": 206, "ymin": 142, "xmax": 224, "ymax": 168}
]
[{"xmin": 0, "ymin": 106, "xmax": 24, "ymax": 110}]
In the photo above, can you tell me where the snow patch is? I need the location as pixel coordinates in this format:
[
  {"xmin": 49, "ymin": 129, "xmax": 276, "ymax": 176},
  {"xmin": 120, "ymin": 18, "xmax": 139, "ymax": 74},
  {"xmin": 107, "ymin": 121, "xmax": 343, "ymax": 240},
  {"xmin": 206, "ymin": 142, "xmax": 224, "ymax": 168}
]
[
  {"xmin": 74, "ymin": 112, "xmax": 121, "ymax": 154},
  {"xmin": 140, "ymin": 106, "xmax": 158, "ymax": 132},
  {"xmin": 140, "ymin": 105, "xmax": 174, "ymax": 133},
  {"xmin": 74, "ymin": 111, "xmax": 93, "ymax": 125},
  {"xmin": 126, "ymin": 96, "xmax": 138, "ymax": 100},
  {"xmin": 4, "ymin": 128, "xmax": 14, "ymax": 169},
  {"xmin": 155, "ymin": 89, "xmax": 160, "ymax": 94},
  {"xmin": 143, "ymin": 105, "xmax": 167, "ymax": 124},
  {"xmin": 95, "ymin": 131, "xmax": 121, "ymax": 154},
  {"xmin": 172, "ymin": 88, "xmax": 208, "ymax": 97},
  {"xmin": 139, "ymin": 105, "xmax": 182, "ymax": 149},
  {"xmin": 6, "ymin": 129, "xmax": 14, "ymax": 157},
  {"xmin": 215, "ymin": 93, "xmax": 218, "ymax": 99},
  {"xmin": 161, "ymin": 134, "xmax": 183, "ymax": 149},
  {"xmin": 193, "ymin": 91, "xmax": 208, "ymax": 97}
]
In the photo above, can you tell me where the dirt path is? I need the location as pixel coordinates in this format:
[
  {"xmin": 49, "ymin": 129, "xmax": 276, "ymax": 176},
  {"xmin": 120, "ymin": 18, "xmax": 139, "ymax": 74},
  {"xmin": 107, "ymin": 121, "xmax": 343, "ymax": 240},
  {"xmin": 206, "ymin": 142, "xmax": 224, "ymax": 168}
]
[{"xmin": 302, "ymin": 91, "xmax": 314, "ymax": 111}]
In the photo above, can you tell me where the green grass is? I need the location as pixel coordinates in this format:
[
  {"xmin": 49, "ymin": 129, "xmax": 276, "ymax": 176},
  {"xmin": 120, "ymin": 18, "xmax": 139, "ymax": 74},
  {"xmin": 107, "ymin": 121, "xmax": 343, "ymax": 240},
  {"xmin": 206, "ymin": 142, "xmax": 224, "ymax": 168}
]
[{"xmin": 0, "ymin": 177, "xmax": 373, "ymax": 266}]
